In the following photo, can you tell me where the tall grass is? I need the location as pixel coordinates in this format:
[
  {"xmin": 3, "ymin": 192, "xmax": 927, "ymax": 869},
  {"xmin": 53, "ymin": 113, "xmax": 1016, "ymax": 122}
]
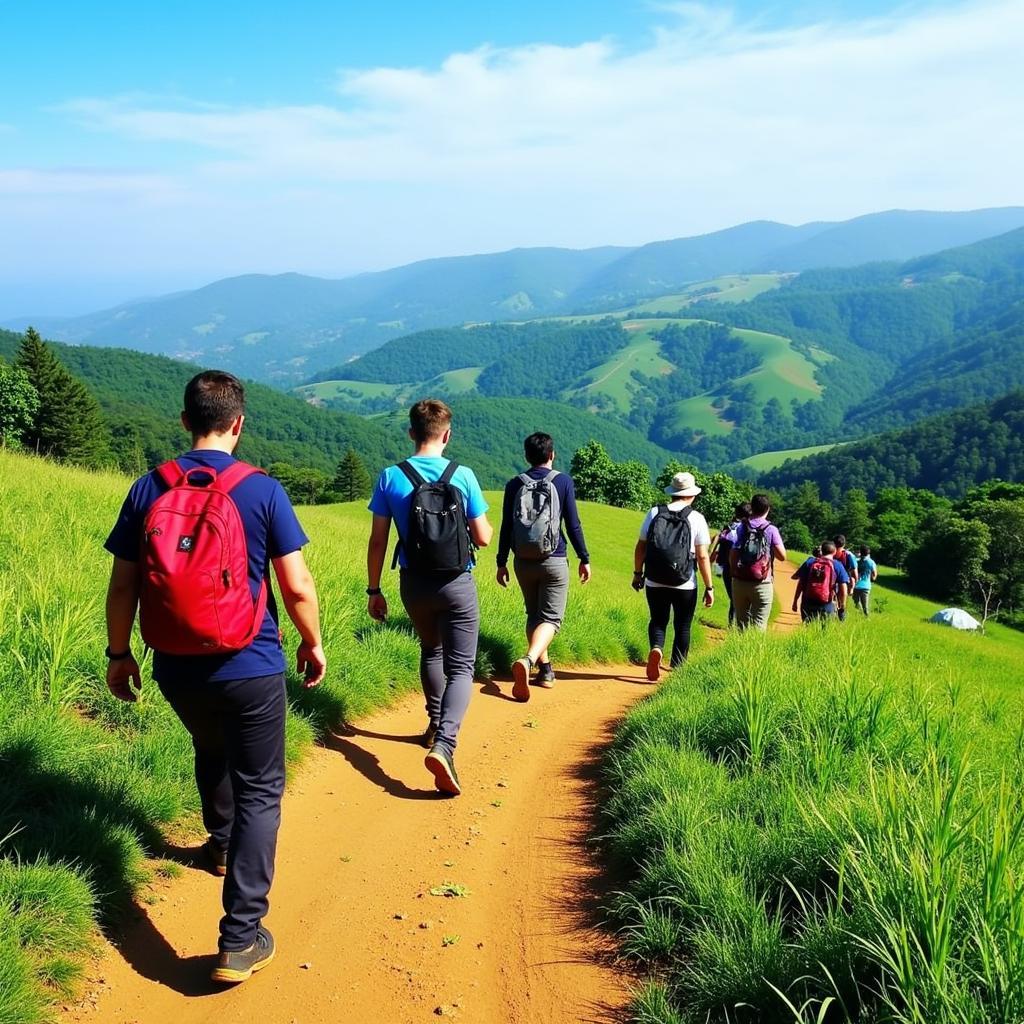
[
  {"xmin": 0, "ymin": 447, "xmax": 652, "ymax": 1020},
  {"xmin": 601, "ymin": 584, "xmax": 1024, "ymax": 1023}
]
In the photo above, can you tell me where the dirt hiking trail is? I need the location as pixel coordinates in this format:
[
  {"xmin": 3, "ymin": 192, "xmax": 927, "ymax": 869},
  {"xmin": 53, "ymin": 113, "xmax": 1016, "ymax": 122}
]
[{"xmin": 67, "ymin": 571, "xmax": 800, "ymax": 1024}]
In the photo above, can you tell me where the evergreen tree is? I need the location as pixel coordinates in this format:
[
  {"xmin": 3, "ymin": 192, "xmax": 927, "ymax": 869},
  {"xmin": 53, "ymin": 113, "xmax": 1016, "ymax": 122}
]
[
  {"xmin": 333, "ymin": 448, "xmax": 372, "ymax": 502},
  {"xmin": 15, "ymin": 327, "xmax": 111, "ymax": 466},
  {"xmin": 0, "ymin": 359, "xmax": 40, "ymax": 447}
]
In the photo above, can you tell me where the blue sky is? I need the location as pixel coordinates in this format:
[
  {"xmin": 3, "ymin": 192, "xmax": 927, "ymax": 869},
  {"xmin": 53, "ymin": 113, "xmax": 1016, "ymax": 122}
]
[{"xmin": 1, "ymin": 1, "xmax": 1021, "ymax": 317}]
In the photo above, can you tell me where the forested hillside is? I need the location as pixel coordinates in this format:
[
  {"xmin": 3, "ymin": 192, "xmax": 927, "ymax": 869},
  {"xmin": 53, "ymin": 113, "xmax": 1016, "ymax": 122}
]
[
  {"xmin": 761, "ymin": 391, "xmax": 1024, "ymax": 499},
  {"xmin": 11, "ymin": 207, "xmax": 1023, "ymax": 384},
  {"xmin": 0, "ymin": 329, "xmax": 672, "ymax": 487}
]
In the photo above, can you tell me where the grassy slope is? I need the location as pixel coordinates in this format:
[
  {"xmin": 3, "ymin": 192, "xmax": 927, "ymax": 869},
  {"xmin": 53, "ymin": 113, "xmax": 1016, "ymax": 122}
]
[
  {"xmin": 0, "ymin": 450, "xmax": 653, "ymax": 1021},
  {"xmin": 603, "ymin": 573, "xmax": 1024, "ymax": 1022},
  {"xmin": 740, "ymin": 442, "xmax": 839, "ymax": 472},
  {"xmin": 626, "ymin": 274, "xmax": 787, "ymax": 314}
]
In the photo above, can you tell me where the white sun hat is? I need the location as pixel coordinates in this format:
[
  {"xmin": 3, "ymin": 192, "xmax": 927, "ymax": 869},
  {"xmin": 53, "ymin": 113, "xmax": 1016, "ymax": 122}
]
[{"xmin": 664, "ymin": 471, "xmax": 702, "ymax": 497}]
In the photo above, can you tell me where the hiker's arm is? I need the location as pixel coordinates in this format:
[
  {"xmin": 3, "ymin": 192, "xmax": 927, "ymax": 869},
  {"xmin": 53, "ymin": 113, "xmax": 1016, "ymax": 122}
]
[
  {"xmin": 469, "ymin": 513, "xmax": 493, "ymax": 548},
  {"xmin": 792, "ymin": 575, "xmax": 804, "ymax": 611},
  {"xmin": 562, "ymin": 479, "xmax": 591, "ymax": 580},
  {"xmin": 837, "ymin": 582, "xmax": 848, "ymax": 608},
  {"xmin": 496, "ymin": 483, "xmax": 513, "ymax": 585},
  {"xmin": 772, "ymin": 541, "xmax": 787, "ymax": 562},
  {"xmin": 696, "ymin": 544, "xmax": 714, "ymax": 607},
  {"xmin": 632, "ymin": 539, "xmax": 646, "ymax": 590},
  {"xmin": 366, "ymin": 514, "xmax": 391, "ymax": 621},
  {"xmin": 273, "ymin": 550, "xmax": 326, "ymax": 687},
  {"xmin": 871, "ymin": 567, "xmax": 878, "ymax": 582},
  {"xmin": 105, "ymin": 557, "xmax": 143, "ymax": 702}
]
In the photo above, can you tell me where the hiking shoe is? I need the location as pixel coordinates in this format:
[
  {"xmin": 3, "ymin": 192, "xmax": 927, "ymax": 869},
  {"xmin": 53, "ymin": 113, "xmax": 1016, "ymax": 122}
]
[
  {"xmin": 420, "ymin": 722, "xmax": 439, "ymax": 749},
  {"xmin": 646, "ymin": 648, "xmax": 663, "ymax": 682},
  {"xmin": 424, "ymin": 746, "xmax": 461, "ymax": 796},
  {"xmin": 512, "ymin": 657, "xmax": 532, "ymax": 702},
  {"xmin": 204, "ymin": 836, "xmax": 227, "ymax": 877},
  {"xmin": 211, "ymin": 927, "xmax": 275, "ymax": 984},
  {"xmin": 535, "ymin": 662, "xmax": 556, "ymax": 689}
]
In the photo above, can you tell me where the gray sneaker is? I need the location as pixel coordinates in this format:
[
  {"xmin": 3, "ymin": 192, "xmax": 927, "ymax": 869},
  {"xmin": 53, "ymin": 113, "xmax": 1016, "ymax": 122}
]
[
  {"xmin": 211, "ymin": 926, "xmax": 275, "ymax": 984},
  {"xmin": 424, "ymin": 746, "xmax": 461, "ymax": 796},
  {"xmin": 420, "ymin": 722, "xmax": 438, "ymax": 749},
  {"xmin": 535, "ymin": 662, "xmax": 556, "ymax": 688}
]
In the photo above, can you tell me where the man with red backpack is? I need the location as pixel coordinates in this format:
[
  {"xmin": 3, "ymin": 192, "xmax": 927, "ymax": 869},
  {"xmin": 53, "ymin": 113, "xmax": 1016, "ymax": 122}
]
[
  {"xmin": 104, "ymin": 371, "xmax": 326, "ymax": 985},
  {"xmin": 791, "ymin": 540, "xmax": 851, "ymax": 622},
  {"xmin": 728, "ymin": 494, "xmax": 786, "ymax": 631}
]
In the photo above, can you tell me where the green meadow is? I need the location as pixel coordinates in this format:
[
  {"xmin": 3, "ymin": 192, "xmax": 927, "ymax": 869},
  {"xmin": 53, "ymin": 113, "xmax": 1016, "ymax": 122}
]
[
  {"xmin": 0, "ymin": 448, "xmax": 654, "ymax": 1021},
  {"xmin": 740, "ymin": 443, "xmax": 841, "ymax": 473},
  {"xmin": 603, "ymin": 577, "xmax": 1024, "ymax": 1023},
  {"xmin": 570, "ymin": 319, "xmax": 686, "ymax": 413},
  {"xmin": 625, "ymin": 274, "xmax": 788, "ymax": 315}
]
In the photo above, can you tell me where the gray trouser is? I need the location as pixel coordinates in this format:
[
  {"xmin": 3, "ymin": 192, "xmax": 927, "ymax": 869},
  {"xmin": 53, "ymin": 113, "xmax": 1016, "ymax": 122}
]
[
  {"xmin": 399, "ymin": 570, "xmax": 479, "ymax": 758},
  {"xmin": 853, "ymin": 589, "xmax": 870, "ymax": 616},
  {"xmin": 731, "ymin": 579, "xmax": 774, "ymax": 632},
  {"xmin": 513, "ymin": 556, "xmax": 570, "ymax": 633}
]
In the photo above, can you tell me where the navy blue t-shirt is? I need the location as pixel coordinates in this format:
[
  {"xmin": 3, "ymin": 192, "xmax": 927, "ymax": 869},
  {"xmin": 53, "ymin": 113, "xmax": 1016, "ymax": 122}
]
[
  {"xmin": 496, "ymin": 467, "xmax": 590, "ymax": 567},
  {"xmin": 104, "ymin": 450, "xmax": 309, "ymax": 684}
]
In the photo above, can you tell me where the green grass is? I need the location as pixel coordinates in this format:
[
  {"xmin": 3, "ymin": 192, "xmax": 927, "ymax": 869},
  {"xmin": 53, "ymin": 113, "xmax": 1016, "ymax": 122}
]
[
  {"xmin": 740, "ymin": 443, "xmax": 841, "ymax": 473},
  {"xmin": 0, "ymin": 447, "xmax": 653, "ymax": 1021},
  {"xmin": 626, "ymin": 275, "xmax": 788, "ymax": 315},
  {"xmin": 602, "ymin": 572, "xmax": 1024, "ymax": 1022},
  {"xmin": 568, "ymin": 320, "xmax": 684, "ymax": 413},
  {"xmin": 297, "ymin": 379, "xmax": 408, "ymax": 403},
  {"xmin": 435, "ymin": 366, "xmax": 482, "ymax": 393},
  {"xmin": 664, "ymin": 327, "xmax": 824, "ymax": 440}
]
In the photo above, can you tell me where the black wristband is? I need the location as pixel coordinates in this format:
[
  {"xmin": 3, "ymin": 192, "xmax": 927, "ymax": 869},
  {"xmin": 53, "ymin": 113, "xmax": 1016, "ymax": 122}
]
[
  {"xmin": 105, "ymin": 646, "xmax": 132, "ymax": 661},
  {"xmin": 366, "ymin": 587, "xmax": 382, "ymax": 596},
  {"xmin": 632, "ymin": 569, "xmax": 644, "ymax": 576}
]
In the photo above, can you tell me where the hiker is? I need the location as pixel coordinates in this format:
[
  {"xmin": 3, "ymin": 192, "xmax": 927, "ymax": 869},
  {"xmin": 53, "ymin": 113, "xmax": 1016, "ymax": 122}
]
[
  {"xmin": 632, "ymin": 471, "xmax": 714, "ymax": 680},
  {"xmin": 497, "ymin": 432, "xmax": 591, "ymax": 701},
  {"xmin": 366, "ymin": 399, "xmax": 493, "ymax": 797},
  {"xmin": 708, "ymin": 501, "xmax": 751, "ymax": 627},
  {"xmin": 728, "ymin": 494, "xmax": 786, "ymax": 631},
  {"xmin": 104, "ymin": 370, "xmax": 326, "ymax": 985},
  {"xmin": 852, "ymin": 544, "xmax": 878, "ymax": 616},
  {"xmin": 791, "ymin": 540, "xmax": 850, "ymax": 622},
  {"xmin": 832, "ymin": 534, "xmax": 859, "ymax": 621}
]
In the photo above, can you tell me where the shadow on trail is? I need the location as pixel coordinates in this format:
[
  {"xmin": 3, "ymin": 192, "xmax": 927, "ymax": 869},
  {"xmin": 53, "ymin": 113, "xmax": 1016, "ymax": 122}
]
[
  {"xmin": 112, "ymin": 906, "xmax": 219, "ymax": 998},
  {"xmin": 532, "ymin": 712, "xmax": 640, "ymax": 1021},
  {"xmin": 322, "ymin": 731, "xmax": 443, "ymax": 801}
]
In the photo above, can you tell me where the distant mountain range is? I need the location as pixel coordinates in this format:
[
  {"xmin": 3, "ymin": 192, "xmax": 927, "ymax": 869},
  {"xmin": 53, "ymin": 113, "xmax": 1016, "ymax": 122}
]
[{"xmin": 9, "ymin": 206, "xmax": 1024, "ymax": 384}]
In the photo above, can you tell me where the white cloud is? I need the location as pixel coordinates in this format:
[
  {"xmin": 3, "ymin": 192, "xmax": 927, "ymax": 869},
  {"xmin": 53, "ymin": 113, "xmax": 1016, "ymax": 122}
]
[{"xmin": 5, "ymin": 0, "xmax": 1024, "ymax": 298}]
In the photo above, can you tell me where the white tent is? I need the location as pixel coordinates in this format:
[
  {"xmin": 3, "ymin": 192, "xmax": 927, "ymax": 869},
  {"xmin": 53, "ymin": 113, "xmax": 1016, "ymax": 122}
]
[{"xmin": 929, "ymin": 608, "xmax": 981, "ymax": 631}]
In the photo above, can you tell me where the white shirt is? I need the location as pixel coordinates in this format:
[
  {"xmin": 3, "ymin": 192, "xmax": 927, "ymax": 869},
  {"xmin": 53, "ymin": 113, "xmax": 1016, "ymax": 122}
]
[{"xmin": 639, "ymin": 502, "xmax": 711, "ymax": 590}]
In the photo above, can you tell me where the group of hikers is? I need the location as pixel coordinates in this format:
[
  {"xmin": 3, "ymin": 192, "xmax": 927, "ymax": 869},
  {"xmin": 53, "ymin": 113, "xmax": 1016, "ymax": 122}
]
[{"xmin": 101, "ymin": 371, "xmax": 878, "ymax": 985}]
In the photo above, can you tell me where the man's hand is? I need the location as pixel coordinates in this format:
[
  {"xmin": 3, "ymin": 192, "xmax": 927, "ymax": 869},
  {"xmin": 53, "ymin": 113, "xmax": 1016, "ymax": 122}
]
[
  {"xmin": 496, "ymin": 566, "xmax": 510, "ymax": 588},
  {"xmin": 631, "ymin": 571, "xmax": 645, "ymax": 592},
  {"xmin": 107, "ymin": 656, "xmax": 142, "ymax": 702},
  {"xmin": 579, "ymin": 563, "xmax": 592, "ymax": 585},
  {"xmin": 792, "ymin": 601, "xmax": 799, "ymax": 613},
  {"xmin": 703, "ymin": 589, "xmax": 714, "ymax": 608},
  {"xmin": 368, "ymin": 593, "xmax": 388, "ymax": 622},
  {"xmin": 297, "ymin": 641, "xmax": 327, "ymax": 688}
]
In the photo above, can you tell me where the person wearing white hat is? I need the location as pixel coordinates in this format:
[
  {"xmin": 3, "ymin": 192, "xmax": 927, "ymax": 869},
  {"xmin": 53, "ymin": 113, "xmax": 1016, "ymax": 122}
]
[{"xmin": 632, "ymin": 471, "xmax": 715, "ymax": 680}]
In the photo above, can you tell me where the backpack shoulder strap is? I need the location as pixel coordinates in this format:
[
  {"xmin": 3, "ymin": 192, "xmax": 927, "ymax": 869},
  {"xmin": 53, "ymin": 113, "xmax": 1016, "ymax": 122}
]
[
  {"xmin": 546, "ymin": 469, "xmax": 560, "ymax": 482},
  {"xmin": 154, "ymin": 460, "xmax": 184, "ymax": 489},
  {"xmin": 213, "ymin": 461, "xmax": 267, "ymax": 494},
  {"xmin": 397, "ymin": 460, "xmax": 425, "ymax": 489},
  {"xmin": 439, "ymin": 460, "xmax": 459, "ymax": 485},
  {"xmin": 518, "ymin": 472, "xmax": 534, "ymax": 486}
]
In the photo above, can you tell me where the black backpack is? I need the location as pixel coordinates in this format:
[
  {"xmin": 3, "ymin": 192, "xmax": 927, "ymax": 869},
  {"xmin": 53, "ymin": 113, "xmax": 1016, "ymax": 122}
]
[
  {"xmin": 645, "ymin": 506, "xmax": 695, "ymax": 586},
  {"xmin": 393, "ymin": 460, "xmax": 473, "ymax": 573}
]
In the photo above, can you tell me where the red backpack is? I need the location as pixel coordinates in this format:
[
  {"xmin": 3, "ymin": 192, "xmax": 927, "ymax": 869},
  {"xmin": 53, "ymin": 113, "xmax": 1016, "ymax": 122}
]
[
  {"xmin": 139, "ymin": 460, "xmax": 268, "ymax": 656},
  {"xmin": 805, "ymin": 557, "xmax": 836, "ymax": 604}
]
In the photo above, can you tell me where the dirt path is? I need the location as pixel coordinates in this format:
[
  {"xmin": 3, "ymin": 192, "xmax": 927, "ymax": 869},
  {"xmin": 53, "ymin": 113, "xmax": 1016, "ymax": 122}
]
[
  {"xmin": 65, "ymin": 667, "xmax": 649, "ymax": 1024},
  {"xmin": 773, "ymin": 561, "xmax": 803, "ymax": 632},
  {"xmin": 66, "ymin": 580, "xmax": 803, "ymax": 1024}
]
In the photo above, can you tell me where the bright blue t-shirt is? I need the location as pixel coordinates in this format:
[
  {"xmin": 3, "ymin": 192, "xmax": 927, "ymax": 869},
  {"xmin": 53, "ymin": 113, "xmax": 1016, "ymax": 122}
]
[
  {"xmin": 105, "ymin": 449, "xmax": 309, "ymax": 684},
  {"xmin": 855, "ymin": 556, "xmax": 877, "ymax": 590},
  {"xmin": 368, "ymin": 456, "xmax": 488, "ymax": 570}
]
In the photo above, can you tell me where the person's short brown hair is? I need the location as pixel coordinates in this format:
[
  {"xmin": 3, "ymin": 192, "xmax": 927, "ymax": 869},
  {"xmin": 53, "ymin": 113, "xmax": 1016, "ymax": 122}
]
[
  {"xmin": 409, "ymin": 398, "xmax": 452, "ymax": 443},
  {"xmin": 184, "ymin": 371, "xmax": 245, "ymax": 436},
  {"xmin": 751, "ymin": 493, "xmax": 771, "ymax": 516}
]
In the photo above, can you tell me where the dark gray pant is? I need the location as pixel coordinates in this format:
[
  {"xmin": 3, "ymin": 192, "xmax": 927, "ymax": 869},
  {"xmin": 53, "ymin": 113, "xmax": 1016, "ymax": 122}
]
[
  {"xmin": 399, "ymin": 570, "xmax": 479, "ymax": 758},
  {"xmin": 513, "ymin": 556, "xmax": 570, "ymax": 632},
  {"xmin": 158, "ymin": 673, "xmax": 286, "ymax": 952}
]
